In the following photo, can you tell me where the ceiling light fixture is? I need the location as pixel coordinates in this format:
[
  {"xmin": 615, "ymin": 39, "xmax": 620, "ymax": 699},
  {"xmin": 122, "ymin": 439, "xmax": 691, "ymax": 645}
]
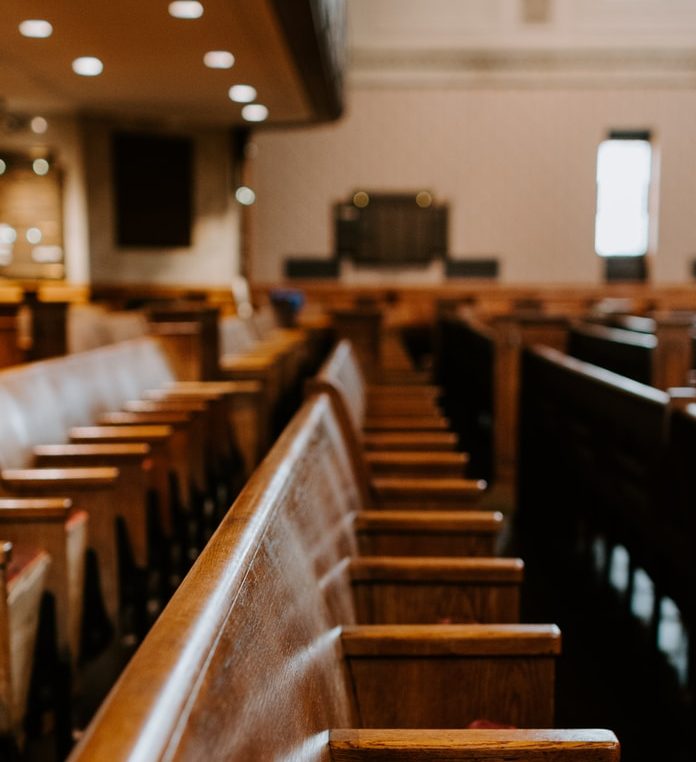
[
  {"xmin": 241, "ymin": 104, "xmax": 269, "ymax": 123},
  {"xmin": 228, "ymin": 85, "xmax": 257, "ymax": 103},
  {"xmin": 72, "ymin": 57, "xmax": 104, "ymax": 76},
  {"xmin": 204, "ymin": 51, "xmax": 235, "ymax": 69},
  {"xmin": 168, "ymin": 1, "xmax": 204, "ymax": 19},
  {"xmin": 0, "ymin": 160, "xmax": 6, "ymax": 175},
  {"xmin": 19, "ymin": 19, "xmax": 53, "ymax": 38}
]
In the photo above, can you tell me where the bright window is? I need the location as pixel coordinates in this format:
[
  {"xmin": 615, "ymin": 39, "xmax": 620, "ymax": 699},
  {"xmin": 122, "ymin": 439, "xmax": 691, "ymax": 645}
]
[{"xmin": 595, "ymin": 138, "xmax": 652, "ymax": 257}]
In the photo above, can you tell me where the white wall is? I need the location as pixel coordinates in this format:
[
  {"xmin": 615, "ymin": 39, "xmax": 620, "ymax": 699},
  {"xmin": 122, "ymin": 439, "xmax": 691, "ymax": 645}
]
[
  {"xmin": 83, "ymin": 119, "xmax": 240, "ymax": 288},
  {"xmin": 251, "ymin": 86, "xmax": 696, "ymax": 284}
]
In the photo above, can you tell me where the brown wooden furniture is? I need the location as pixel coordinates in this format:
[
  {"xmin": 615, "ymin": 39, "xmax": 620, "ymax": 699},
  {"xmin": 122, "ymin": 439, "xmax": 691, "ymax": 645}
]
[
  {"xmin": 0, "ymin": 540, "xmax": 50, "ymax": 743},
  {"xmin": 70, "ymin": 393, "xmax": 618, "ymax": 761},
  {"xmin": 0, "ymin": 338, "xmax": 260, "ymax": 635},
  {"xmin": 308, "ymin": 342, "xmax": 485, "ymax": 506},
  {"xmin": 0, "ymin": 499, "xmax": 86, "ymax": 667}
]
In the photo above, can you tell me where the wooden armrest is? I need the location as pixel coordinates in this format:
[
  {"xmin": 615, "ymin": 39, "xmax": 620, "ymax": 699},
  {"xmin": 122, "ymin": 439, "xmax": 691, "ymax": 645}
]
[
  {"xmin": 220, "ymin": 355, "xmax": 276, "ymax": 372},
  {"xmin": 363, "ymin": 416, "xmax": 450, "ymax": 432},
  {"xmin": 2, "ymin": 467, "xmax": 119, "ymax": 489},
  {"xmin": 367, "ymin": 384, "xmax": 440, "ymax": 397},
  {"xmin": 372, "ymin": 478, "xmax": 487, "ymax": 505},
  {"xmin": 355, "ymin": 510, "xmax": 504, "ymax": 558},
  {"xmin": 34, "ymin": 443, "xmax": 151, "ymax": 465},
  {"xmin": 0, "ymin": 497, "xmax": 73, "ymax": 520},
  {"xmin": 343, "ymin": 625, "xmax": 560, "ymax": 728},
  {"xmin": 350, "ymin": 558, "xmax": 523, "ymax": 624},
  {"xmin": 366, "ymin": 451, "xmax": 468, "ymax": 476},
  {"xmin": 329, "ymin": 729, "xmax": 620, "ymax": 761},
  {"xmin": 363, "ymin": 432, "xmax": 457, "ymax": 451},
  {"xmin": 152, "ymin": 381, "xmax": 263, "ymax": 399},
  {"xmin": 356, "ymin": 510, "xmax": 503, "ymax": 533},
  {"xmin": 124, "ymin": 400, "xmax": 208, "ymax": 414},
  {"xmin": 70, "ymin": 425, "xmax": 173, "ymax": 444},
  {"xmin": 342, "ymin": 624, "xmax": 560, "ymax": 656},
  {"xmin": 97, "ymin": 411, "xmax": 191, "ymax": 426},
  {"xmin": 350, "ymin": 557, "xmax": 524, "ymax": 583}
]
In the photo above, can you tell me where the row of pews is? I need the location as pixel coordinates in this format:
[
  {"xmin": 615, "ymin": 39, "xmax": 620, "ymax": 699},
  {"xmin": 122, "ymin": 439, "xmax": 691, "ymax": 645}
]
[
  {"xmin": 0, "ymin": 303, "xmax": 319, "ymax": 757},
  {"xmin": 519, "ymin": 343, "xmax": 696, "ymax": 706},
  {"xmin": 66, "ymin": 332, "xmax": 619, "ymax": 759}
]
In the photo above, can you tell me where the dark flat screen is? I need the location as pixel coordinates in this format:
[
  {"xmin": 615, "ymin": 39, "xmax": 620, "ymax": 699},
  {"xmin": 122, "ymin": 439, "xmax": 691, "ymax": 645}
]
[{"xmin": 113, "ymin": 132, "xmax": 193, "ymax": 248}]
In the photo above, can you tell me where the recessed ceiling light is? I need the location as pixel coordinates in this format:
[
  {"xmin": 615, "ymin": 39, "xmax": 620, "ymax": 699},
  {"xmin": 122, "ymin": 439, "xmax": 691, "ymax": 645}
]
[
  {"xmin": 72, "ymin": 57, "xmax": 104, "ymax": 76},
  {"xmin": 169, "ymin": 1, "xmax": 204, "ymax": 19},
  {"xmin": 30, "ymin": 117, "xmax": 48, "ymax": 134},
  {"xmin": 32, "ymin": 158, "xmax": 49, "ymax": 175},
  {"xmin": 204, "ymin": 51, "xmax": 235, "ymax": 69},
  {"xmin": 0, "ymin": 160, "xmax": 6, "ymax": 175},
  {"xmin": 19, "ymin": 19, "xmax": 53, "ymax": 38},
  {"xmin": 229, "ymin": 85, "xmax": 257, "ymax": 103},
  {"xmin": 242, "ymin": 104, "xmax": 269, "ymax": 123},
  {"xmin": 235, "ymin": 186, "xmax": 256, "ymax": 206}
]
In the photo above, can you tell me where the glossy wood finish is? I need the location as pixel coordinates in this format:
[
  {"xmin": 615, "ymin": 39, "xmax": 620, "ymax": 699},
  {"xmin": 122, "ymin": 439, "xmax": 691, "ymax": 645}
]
[
  {"xmin": 329, "ymin": 729, "xmax": 620, "ymax": 760},
  {"xmin": 366, "ymin": 451, "xmax": 467, "ymax": 477},
  {"xmin": 0, "ymin": 499, "xmax": 86, "ymax": 663},
  {"xmin": 33, "ymin": 445, "xmax": 151, "ymax": 567},
  {"xmin": 351, "ymin": 558, "xmax": 523, "ymax": 624},
  {"xmin": 1, "ymin": 543, "xmax": 50, "ymax": 737},
  {"xmin": 309, "ymin": 341, "xmax": 486, "ymax": 505},
  {"xmin": 71, "ymin": 395, "xmax": 551, "ymax": 761},
  {"xmin": 567, "ymin": 322, "xmax": 655, "ymax": 386},
  {"xmin": 363, "ymin": 431, "xmax": 458, "ymax": 451},
  {"xmin": 344, "ymin": 624, "xmax": 559, "ymax": 728},
  {"xmin": 0, "ymin": 470, "xmax": 120, "ymax": 626},
  {"xmin": 355, "ymin": 510, "xmax": 503, "ymax": 557}
]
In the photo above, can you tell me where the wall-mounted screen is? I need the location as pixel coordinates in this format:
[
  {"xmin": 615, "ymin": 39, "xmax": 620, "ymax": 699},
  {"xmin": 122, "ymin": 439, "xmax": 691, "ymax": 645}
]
[
  {"xmin": 334, "ymin": 191, "xmax": 447, "ymax": 266},
  {"xmin": 112, "ymin": 132, "xmax": 193, "ymax": 248}
]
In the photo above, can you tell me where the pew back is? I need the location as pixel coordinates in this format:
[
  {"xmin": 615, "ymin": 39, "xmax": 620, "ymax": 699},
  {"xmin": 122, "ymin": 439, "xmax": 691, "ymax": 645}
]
[
  {"xmin": 71, "ymin": 395, "xmax": 362, "ymax": 760},
  {"xmin": 0, "ymin": 338, "xmax": 176, "ymax": 469},
  {"xmin": 519, "ymin": 345, "xmax": 669, "ymax": 596},
  {"xmin": 567, "ymin": 321, "xmax": 655, "ymax": 386}
]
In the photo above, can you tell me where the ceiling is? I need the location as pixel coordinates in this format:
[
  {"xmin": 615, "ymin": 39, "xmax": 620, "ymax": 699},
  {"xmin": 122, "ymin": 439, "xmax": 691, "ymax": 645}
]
[{"xmin": 0, "ymin": 0, "xmax": 313, "ymax": 125}]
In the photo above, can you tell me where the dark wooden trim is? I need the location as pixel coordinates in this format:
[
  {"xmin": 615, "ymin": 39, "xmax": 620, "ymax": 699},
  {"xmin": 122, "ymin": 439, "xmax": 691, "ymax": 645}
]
[{"xmin": 270, "ymin": 0, "xmax": 346, "ymax": 121}]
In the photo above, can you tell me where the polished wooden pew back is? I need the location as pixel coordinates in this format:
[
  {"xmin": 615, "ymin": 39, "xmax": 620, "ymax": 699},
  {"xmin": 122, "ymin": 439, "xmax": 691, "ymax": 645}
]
[{"xmin": 71, "ymin": 395, "xmax": 568, "ymax": 761}]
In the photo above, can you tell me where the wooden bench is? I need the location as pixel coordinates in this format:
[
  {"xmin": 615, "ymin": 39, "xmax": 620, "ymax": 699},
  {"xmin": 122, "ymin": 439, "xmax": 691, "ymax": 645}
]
[
  {"xmin": 0, "ymin": 338, "xmax": 260, "ymax": 633},
  {"xmin": 567, "ymin": 321, "xmax": 655, "ymax": 386},
  {"xmin": 0, "ymin": 540, "xmax": 50, "ymax": 745},
  {"xmin": 436, "ymin": 311, "xmax": 496, "ymax": 481},
  {"xmin": 0, "ymin": 499, "xmax": 86, "ymax": 667},
  {"xmin": 308, "ymin": 342, "xmax": 486, "ymax": 507},
  {"xmin": 70, "ymin": 392, "xmax": 618, "ymax": 761},
  {"xmin": 68, "ymin": 305, "xmax": 149, "ymax": 354}
]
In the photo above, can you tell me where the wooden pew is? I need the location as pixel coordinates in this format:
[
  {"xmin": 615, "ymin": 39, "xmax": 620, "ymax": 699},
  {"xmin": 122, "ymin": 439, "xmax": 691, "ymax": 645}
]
[
  {"xmin": 518, "ymin": 345, "xmax": 668, "ymax": 574},
  {"xmin": 0, "ymin": 338, "xmax": 258, "ymax": 631},
  {"xmin": 308, "ymin": 342, "xmax": 486, "ymax": 507},
  {"xmin": 0, "ymin": 540, "xmax": 51, "ymax": 745},
  {"xmin": 0, "ymin": 500, "xmax": 86, "ymax": 667},
  {"xmin": 69, "ymin": 393, "xmax": 618, "ymax": 761},
  {"xmin": 435, "ymin": 311, "xmax": 496, "ymax": 481},
  {"xmin": 567, "ymin": 322, "xmax": 655, "ymax": 386},
  {"xmin": 218, "ymin": 311, "xmax": 310, "ymax": 442},
  {"xmin": 67, "ymin": 305, "xmax": 149, "ymax": 354},
  {"xmin": 583, "ymin": 311, "xmax": 695, "ymax": 390},
  {"xmin": 311, "ymin": 341, "xmax": 458, "ymax": 455}
]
